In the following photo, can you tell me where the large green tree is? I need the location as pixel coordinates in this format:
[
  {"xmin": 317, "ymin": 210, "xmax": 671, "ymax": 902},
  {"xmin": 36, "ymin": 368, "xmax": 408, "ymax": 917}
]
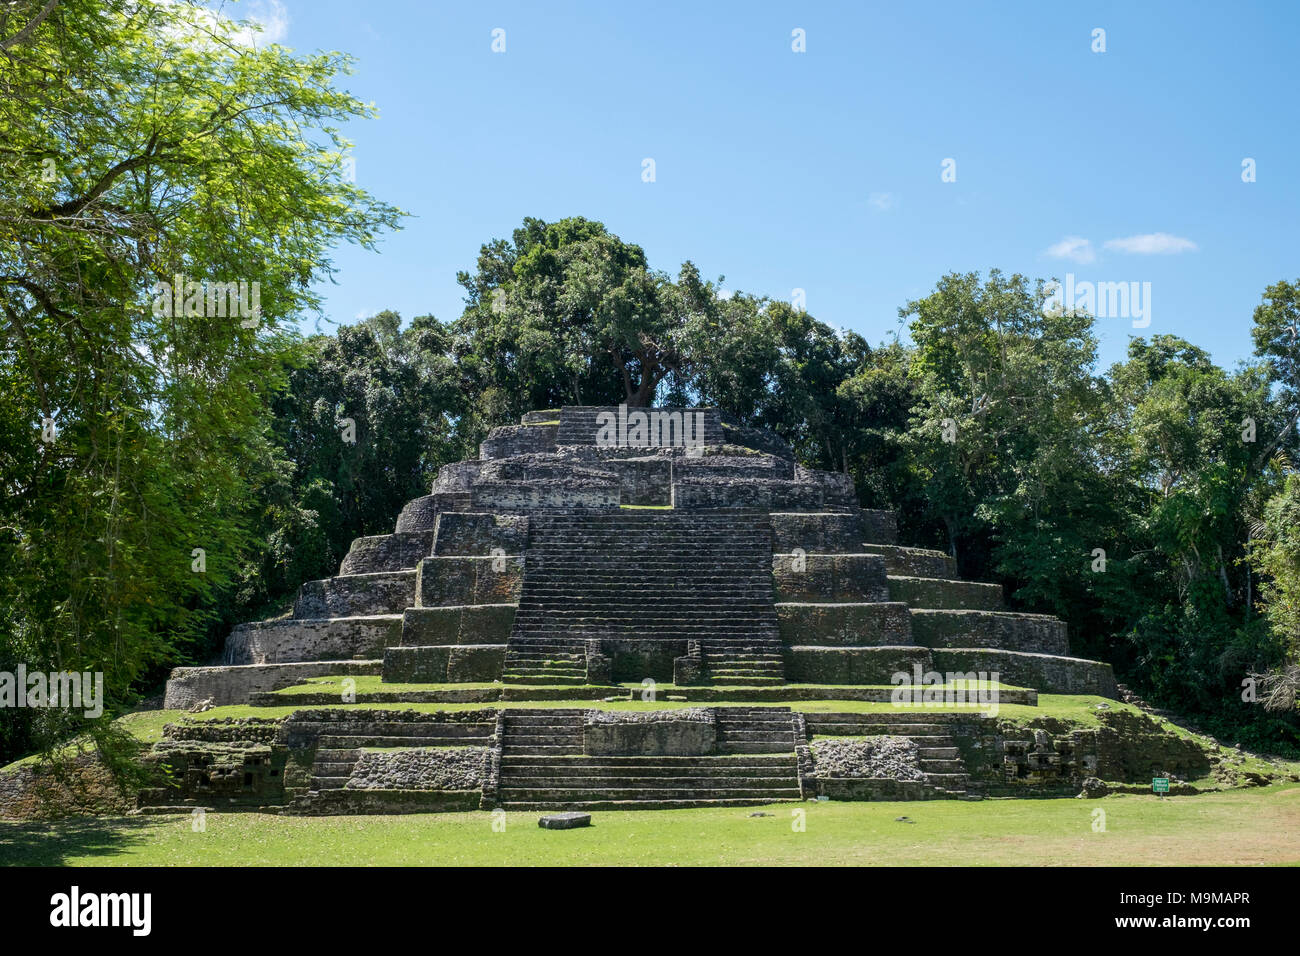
[
  {"xmin": 0, "ymin": 0, "xmax": 399, "ymax": 758},
  {"xmin": 454, "ymin": 217, "xmax": 692, "ymax": 419}
]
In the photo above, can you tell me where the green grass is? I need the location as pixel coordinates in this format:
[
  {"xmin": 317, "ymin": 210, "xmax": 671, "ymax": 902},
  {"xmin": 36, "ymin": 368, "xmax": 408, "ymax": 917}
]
[
  {"xmin": 161, "ymin": 692, "xmax": 1139, "ymax": 725},
  {"xmin": 270, "ymin": 676, "xmax": 504, "ymax": 696},
  {"xmin": 3, "ymin": 785, "xmax": 1298, "ymax": 866},
  {"xmin": 272, "ymin": 675, "xmax": 1030, "ymax": 698}
]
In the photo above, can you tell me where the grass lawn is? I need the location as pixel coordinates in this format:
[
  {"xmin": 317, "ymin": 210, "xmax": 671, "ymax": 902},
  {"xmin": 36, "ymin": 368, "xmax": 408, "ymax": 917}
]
[
  {"xmin": 154, "ymin": 691, "xmax": 1127, "ymax": 724},
  {"xmin": 2, "ymin": 785, "xmax": 1298, "ymax": 866}
]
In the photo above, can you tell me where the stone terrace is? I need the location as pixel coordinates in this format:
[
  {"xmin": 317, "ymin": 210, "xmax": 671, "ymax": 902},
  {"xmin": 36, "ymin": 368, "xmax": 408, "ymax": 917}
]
[{"xmin": 155, "ymin": 406, "xmax": 1121, "ymax": 811}]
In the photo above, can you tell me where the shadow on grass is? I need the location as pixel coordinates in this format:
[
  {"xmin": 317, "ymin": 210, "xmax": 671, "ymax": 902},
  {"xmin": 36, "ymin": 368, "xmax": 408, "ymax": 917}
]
[{"xmin": 0, "ymin": 815, "xmax": 157, "ymax": 866}]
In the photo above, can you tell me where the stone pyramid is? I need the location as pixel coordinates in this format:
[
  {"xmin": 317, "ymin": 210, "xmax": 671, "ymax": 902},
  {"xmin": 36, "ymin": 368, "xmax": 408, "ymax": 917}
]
[{"xmin": 167, "ymin": 405, "xmax": 1116, "ymax": 707}]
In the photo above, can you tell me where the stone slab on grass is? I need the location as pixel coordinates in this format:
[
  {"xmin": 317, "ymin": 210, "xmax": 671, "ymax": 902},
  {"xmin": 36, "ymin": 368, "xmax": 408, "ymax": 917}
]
[{"xmin": 538, "ymin": 811, "xmax": 592, "ymax": 830}]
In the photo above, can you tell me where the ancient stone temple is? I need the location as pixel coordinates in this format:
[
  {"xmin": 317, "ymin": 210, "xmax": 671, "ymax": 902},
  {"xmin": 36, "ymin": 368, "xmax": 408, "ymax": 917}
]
[{"xmin": 145, "ymin": 407, "xmax": 1165, "ymax": 814}]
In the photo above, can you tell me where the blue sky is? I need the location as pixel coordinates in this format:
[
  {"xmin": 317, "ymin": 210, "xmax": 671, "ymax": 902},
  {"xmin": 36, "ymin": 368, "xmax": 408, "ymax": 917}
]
[{"xmin": 232, "ymin": 0, "xmax": 1298, "ymax": 371}]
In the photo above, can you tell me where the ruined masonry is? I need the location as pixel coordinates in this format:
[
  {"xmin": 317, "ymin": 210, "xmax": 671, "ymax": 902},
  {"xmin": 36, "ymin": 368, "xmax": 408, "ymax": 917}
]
[{"xmin": 148, "ymin": 407, "xmax": 1133, "ymax": 813}]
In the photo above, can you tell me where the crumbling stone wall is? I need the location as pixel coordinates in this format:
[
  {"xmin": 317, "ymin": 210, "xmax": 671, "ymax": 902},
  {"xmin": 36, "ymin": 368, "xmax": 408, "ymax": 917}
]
[
  {"xmin": 954, "ymin": 710, "xmax": 1212, "ymax": 794},
  {"xmin": 140, "ymin": 741, "xmax": 286, "ymax": 807},
  {"xmin": 346, "ymin": 747, "xmax": 488, "ymax": 791}
]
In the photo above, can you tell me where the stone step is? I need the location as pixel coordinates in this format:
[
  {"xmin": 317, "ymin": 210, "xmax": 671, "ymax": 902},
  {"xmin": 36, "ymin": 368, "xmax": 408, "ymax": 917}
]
[
  {"xmin": 513, "ymin": 612, "xmax": 777, "ymax": 621},
  {"xmin": 715, "ymin": 726, "xmax": 796, "ymax": 737},
  {"xmin": 223, "ymin": 615, "xmax": 404, "ymax": 666},
  {"xmin": 339, "ymin": 531, "xmax": 437, "ymax": 575},
  {"xmin": 923, "ymin": 772, "xmax": 970, "ymax": 787},
  {"xmin": 517, "ymin": 594, "xmax": 774, "ymax": 603},
  {"xmin": 921, "ymin": 759, "xmax": 967, "ymax": 773},
  {"xmin": 317, "ymin": 735, "xmax": 484, "ymax": 748},
  {"xmin": 499, "ymin": 754, "xmax": 797, "ymax": 767},
  {"xmin": 917, "ymin": 746, "xmax": 959, "ymax": 759},
  {"xmin": 505, "ymin": 734, "xmax": 584, "ymax": 747},
  {"xmin": 294, "ymin": 570, "xmax": 417, "ymax": 619},
  {"xmin": 498, "ymin": 797, "xmax": 799, "ymax": 810},
  {"xmin": 908, "ymin": 609, "xmax": 1069, "ymax": 655},
  {"xmin": 501, "ymin": 676, "xmax": 589, "ymax": 686},
  {"xmin": 706, "ymin": 676, "xmax": 786, "ymax": 685},
  {"xmin": 496, "ymin": 790, "xmax": 800, "ymax": 806},
  {"xmin": 888, "ymin": 576, "xmax": 1004, "ymax": 611},
  {"xmin": 513, "ymin": 621, "xmax": 778, "ymax": 629},
  {"xmin": 310, "ymin": 775, "xmax": 350, "ymax": 789},
  {"xmin": 858, "ymin": 544, "xmax": 959, "ymax": 579},
  {"xmin": 313, "ymin": 723, "xmax": 492, "ymax": 738},
  {"xmin": 312, "ymin": 768, "xmax": 356, "ymax": 780},
  {"xmin": 499, "ymin": 764, "xmax": 797, "ymax": 779},
  {"xmin": 501, "ymin": 776, "xmax": 798, "ymax": 791},
  {"xmin": 809, "ymin": 725, "xmax": 956, "ymax": 738},
  {"xmin": 498, "ymin": 786, "xmax": 802, "ymax": 802},
  {"xmin": 503, "ymin": 713, "xmax": 588, "ymax": 722}
]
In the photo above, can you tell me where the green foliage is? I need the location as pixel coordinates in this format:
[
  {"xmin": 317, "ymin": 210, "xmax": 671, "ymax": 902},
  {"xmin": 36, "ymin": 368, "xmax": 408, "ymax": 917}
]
[
  {"xmin": 0, "ymin": 0, "xmax": 400, "ymax": 760},
  {"xmin": 223, "ymin": 311, "xmax": 474, "ymax": 629}
]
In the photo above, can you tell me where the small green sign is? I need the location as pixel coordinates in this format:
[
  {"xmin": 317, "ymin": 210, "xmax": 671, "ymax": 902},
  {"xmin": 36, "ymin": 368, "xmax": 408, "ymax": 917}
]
[{"xmin": 1152, "ymin": 777, "xmax": 1170, "ymax": 793}]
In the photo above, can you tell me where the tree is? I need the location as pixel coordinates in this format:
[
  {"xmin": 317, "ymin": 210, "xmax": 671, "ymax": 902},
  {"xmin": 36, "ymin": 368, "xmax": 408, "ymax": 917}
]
[
  {"xmin": 454, "ymin": 216, "xmax": 701, "ymax": 416},
  {"xmin": 227, "ymin": 311, "xmax": 472, "ymax": 624},
  {"xmin": 0, "ymin": 0, "xmax": 400, "ymax": 760},
  {"xmin": 1251, "ymin": 279, "xmax": 1300, "ymax": 466},
  {"xmin": 898, "ymin": 270, "xmax": 1104, "ymax": 570}
]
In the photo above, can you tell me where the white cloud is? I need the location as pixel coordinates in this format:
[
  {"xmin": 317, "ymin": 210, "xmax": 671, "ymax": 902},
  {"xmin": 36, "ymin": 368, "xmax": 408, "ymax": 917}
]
[
  {"xmin": 1103, "ymin": 232, "xmax": 1198, "ymax": 255},
  {"xmin": 156, "ymin": 1, "xmax": 289, "ymax": 49},
  {"xmin": 868, "ymin": 192, "xmax": 898, "ymax": 211},
  {"xmin": 1045, "ymin": 236, "xmax": 1095, "ymax": 264},
  {"xmin": 231, "ymin": 1, "xmax": 289, "ymax": 46}
]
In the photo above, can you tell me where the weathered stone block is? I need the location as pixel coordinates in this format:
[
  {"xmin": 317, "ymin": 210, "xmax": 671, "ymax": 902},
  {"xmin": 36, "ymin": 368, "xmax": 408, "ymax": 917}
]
[
  {"xmin": 224, "ymin": 616, "xmax": 403, "ymax": 665},
  {"xmin": 395, "ymin": 493, "xmax": 472, "ymax": 532},
  {"xmin": 776, "ymin": 602, "xmax": 912, "ymax": 646},
  {"xmin": 611, "ymin": 456, "xmax": 672, "ymax": 506},
  {"xmin": 431, "ymin": 512, "xmax": 529, "ymax": 556},
  {"xmin": 480, "ymin": 424, "xmax": 559, "ymax": 459},
  {"xmin": 164, "ymin": 660, "xmax": 381, "ymax": 708},
  {"xmin": 584, "ymin": 712, "xmax": 716, "ymax": 756},
  {"xmin": 416, "ymin": 556, "xmax": 523, "ymax": 607},
  {"xmin": 860, "ymin": 509, "xmax": 898, "ymax": 545},
  {"xmin": 859, "ymin": 544, "xmax": 957, "ymax": 579},
  {"xmin": 381, "ymin": 644, "xmax": 506, "ymax": 683},
  {"xmin": 447, "ymin": 644, "xmax": 506, "ymax": 682},
  {"xmin": 888, "ymin": 576, "xmax": 1004, "ymax": 611},
  {"xmin": 538, "ymin": 811, "xmax": 592, "ymax": 829},
  {"xmin": 338, "ymin": 531, "xmax": 435, "ymax": 575},
  {"xmin": 782, "ymin": 646, "xmax": 933, "ymax": 684},
  {"xmin": 772, "ymin": 553, "xmax": 889, "ymax": 602},
  {"xmin": 770, "ymin": 512, "xmax": 867, "ymax": 553},
  {"xmin": 294, "ymin": 571, "xmax": 415, "ymax": 618},
  {"xmin": 469, "ymin": 481, "xmax": 618, "ymax": 512},
  {"xmin": 400, "ymin": 605, "xmax": 516, "ymax": 646},
  {"xmin": 929, "ymin": 648, "xmax": 1117, "ymax": 697},
  {"xmin": 911, "ymin": 610, "xmax": 1067, "ymax": 655}
]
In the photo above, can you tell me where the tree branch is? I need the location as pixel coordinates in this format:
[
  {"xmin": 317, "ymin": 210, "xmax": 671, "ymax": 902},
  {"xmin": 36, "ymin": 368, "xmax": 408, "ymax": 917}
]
[{"xmin": 0, "ymin": 0, "xmax": 58, "ymax": 52}]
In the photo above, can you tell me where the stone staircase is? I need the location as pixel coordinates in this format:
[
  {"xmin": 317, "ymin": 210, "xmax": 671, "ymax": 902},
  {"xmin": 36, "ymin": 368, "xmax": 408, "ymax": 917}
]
[
  {"xmin": 714, "ymin": 706, "xmax": 799, "ymax": 752},
  {"xmin": 495, "ymin": 709, "xmax": 801, "ymax": 810},
  {"xmin": 804, "ymin": 712, "xmax": 976, "ymax": 797},
  {"xmin": 504, "ymin": 511, "xmax": 785, "ymax": 685},
  {"xmin": 286, "ymin": 718, "xmax": 493, "ymax": 813}
]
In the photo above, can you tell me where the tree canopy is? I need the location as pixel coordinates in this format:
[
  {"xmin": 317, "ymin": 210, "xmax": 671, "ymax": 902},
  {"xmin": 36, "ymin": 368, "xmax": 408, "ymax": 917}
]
[{"xmin": 0, "ymin": 0, "xmax": 400, "ymax": 757}]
